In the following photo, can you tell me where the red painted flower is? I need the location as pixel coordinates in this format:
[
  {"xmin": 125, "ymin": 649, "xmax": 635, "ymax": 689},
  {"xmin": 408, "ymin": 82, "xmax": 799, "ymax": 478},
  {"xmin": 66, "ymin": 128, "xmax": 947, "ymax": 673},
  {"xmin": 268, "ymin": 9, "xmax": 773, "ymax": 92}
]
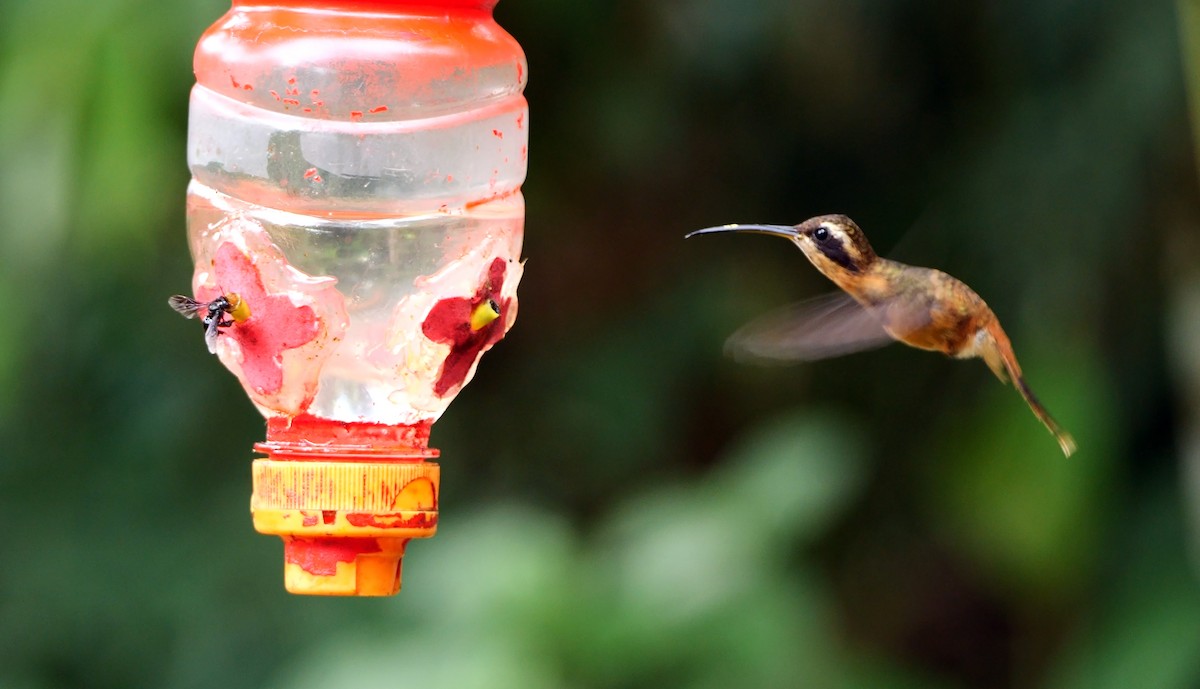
[
  {"xmin": 199, "ymin": 242, "xmax": 321, "ymax": 396},
  {"xmin": 421, "ymin": 257, "xmax": 512, "ymax": 397}
]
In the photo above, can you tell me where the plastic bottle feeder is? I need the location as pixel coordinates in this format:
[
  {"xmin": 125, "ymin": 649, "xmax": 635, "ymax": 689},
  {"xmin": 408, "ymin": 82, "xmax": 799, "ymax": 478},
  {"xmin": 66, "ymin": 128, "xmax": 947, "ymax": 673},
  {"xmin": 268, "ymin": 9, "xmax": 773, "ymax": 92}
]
[{"xmin": 183, "ymin": 0, "xmax": 527, "ymax": 595}]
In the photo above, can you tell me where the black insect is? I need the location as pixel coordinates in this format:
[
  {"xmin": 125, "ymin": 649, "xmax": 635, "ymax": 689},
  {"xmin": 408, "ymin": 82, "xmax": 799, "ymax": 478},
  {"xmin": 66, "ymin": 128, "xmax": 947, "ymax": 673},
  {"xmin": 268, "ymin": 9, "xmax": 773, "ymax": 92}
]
[{"xmin": 168, "ymin": 293, "xmax": 245, "ymax": 354}]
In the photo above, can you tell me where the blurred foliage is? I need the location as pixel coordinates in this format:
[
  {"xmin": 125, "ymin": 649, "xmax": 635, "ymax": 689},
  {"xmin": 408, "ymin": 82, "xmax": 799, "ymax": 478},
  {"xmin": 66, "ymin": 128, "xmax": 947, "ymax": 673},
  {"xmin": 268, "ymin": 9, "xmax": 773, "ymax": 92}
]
[{"xmin": 3, "ymin": 0, "xmax": 1200, "ymax": 688}]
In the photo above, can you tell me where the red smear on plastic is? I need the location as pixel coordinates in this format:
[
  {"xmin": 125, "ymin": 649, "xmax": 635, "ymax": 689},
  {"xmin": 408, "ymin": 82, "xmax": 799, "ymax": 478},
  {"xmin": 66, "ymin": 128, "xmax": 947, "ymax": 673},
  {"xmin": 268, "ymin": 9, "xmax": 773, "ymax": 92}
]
[
  {"xmin": 369, "ymin": 105, "xmax": 389, "ymax": 114},
  {"xmin": 421, "ymin": 257, "xmax": 510, "ymax": 397},
  {"xmin": 492, "ymin": 128, "xmax": 503, "ymax": 139},
  {"xmin": 264, "ymin": 414, "xmax": 433, "ymax": 450},
  {"xmin": 282, "ymin": 98, "xmax": 300, "ymax": 106},
  {"xmin": 350, "ymin": 110, "xmax": 363, "ymax": 121},
  {"xmin": 211, "ymin": 243, "xmax": 321, "ymax": 395},
  {"xmin": 285, "ymin": 537, "xmax": 380, "ymax": 576},
  {"xmin": 269, "ymin": 90, "xmax": 280, "ymax": 101},
  {"xmin": 346, "ymin": 512, "xmax": 437, "ymax": 529},
  {"xmin": 465, "ymin": 188, "xmax": 516, "ymax": 210}
]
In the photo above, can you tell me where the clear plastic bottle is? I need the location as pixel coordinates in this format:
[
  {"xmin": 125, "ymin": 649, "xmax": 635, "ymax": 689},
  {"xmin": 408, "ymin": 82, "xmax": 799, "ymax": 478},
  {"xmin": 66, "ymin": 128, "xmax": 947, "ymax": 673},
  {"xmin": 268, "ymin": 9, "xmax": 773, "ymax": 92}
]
[
  {"xmin": 187, "ymin": 0, "xmax": 527, "ymax": 426},
  {"xmin": 184, "ymin": 0, "xmax": 526, "ymax": 595}
]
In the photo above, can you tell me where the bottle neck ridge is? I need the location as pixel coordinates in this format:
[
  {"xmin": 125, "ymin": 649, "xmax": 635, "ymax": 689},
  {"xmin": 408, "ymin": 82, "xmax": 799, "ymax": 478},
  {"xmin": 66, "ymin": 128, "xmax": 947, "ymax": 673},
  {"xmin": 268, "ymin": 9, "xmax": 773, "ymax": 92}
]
[{"xmin": 232, "ymin": 0, "xmax": 498, "ymax": 11}]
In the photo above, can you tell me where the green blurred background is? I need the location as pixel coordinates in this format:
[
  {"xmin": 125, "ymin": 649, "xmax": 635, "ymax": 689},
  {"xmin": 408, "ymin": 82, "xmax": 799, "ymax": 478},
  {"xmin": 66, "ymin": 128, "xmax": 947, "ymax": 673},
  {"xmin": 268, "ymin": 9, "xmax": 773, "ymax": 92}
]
[{"xmin": 3, "ymin": 0, "xmax": 1200, "ymax": 687}]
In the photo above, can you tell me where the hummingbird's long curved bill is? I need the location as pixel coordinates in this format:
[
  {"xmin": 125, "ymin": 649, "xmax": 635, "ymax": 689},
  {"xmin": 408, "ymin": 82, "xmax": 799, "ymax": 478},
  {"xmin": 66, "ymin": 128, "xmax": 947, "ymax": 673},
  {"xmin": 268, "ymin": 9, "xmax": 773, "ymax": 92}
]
[{"xmin": 685, "ymin": 224, "xmax": 800, "ymax": 240}]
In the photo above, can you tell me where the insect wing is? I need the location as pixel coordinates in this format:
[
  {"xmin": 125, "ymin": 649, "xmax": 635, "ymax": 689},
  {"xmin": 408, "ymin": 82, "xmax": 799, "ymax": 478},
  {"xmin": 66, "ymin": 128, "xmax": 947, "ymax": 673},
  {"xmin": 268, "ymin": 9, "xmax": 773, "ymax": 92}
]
[
  {"xmin": 203, "ymin": 315, "xmax": 222, "ymax": 354},
  {"xmin": 725, "ymin": 292, "xmax": 896, "ymax": 363},
  {"xmin": 168, "ymin": 295, "xmax": 207, "ymax": 319}
]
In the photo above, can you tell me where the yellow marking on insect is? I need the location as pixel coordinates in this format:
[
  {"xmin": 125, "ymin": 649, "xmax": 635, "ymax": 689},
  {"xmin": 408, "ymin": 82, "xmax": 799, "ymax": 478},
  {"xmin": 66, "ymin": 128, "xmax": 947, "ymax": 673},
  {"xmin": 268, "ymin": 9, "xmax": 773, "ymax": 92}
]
[
  {"xmin": 470, "ymin": 299, "xmax": 501, "ymax": 331},
  {"xmin": 227, "ymin": 293, "xmax": 251, "ymax": 322}
]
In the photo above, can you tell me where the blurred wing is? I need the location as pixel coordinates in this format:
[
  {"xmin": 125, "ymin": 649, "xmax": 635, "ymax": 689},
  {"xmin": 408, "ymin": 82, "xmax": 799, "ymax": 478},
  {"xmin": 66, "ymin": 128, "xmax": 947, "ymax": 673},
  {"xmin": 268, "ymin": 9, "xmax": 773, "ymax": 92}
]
[
  {"xmin": 203, "ymin": 317, "xmax": 221, "ymax": 354},
  {"xmin": 168, "ymin": 295, "xmax": 205, "ymax": 319},
  {"xmin": 725, "ymin": 292, "xmax": 896, "ymax": 363}
]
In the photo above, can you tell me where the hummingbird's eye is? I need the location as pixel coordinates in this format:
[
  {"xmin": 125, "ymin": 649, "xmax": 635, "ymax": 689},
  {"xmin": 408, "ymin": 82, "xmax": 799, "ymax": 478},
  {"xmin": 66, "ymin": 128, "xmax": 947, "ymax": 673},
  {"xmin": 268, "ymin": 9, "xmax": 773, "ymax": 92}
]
[{"xmin": 813, "ymin": 227, "xmax": 830, "ymax": 242}]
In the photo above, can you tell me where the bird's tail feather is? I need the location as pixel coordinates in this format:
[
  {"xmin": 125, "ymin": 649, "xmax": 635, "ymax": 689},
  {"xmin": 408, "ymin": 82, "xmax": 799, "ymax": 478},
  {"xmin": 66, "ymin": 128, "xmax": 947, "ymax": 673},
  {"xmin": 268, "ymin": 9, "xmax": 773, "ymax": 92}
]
[{"xmin": 984, "ymin": 320, "xmax": 1076, "ymax": 457}]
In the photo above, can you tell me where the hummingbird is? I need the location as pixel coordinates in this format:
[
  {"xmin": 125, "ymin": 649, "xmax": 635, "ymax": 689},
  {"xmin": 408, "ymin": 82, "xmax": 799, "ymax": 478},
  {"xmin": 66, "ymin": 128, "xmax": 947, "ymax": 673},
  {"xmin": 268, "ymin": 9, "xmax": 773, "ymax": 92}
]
[{"xmin": 687, "ymin": 214, "xmax": 1076, "ymax": 457}]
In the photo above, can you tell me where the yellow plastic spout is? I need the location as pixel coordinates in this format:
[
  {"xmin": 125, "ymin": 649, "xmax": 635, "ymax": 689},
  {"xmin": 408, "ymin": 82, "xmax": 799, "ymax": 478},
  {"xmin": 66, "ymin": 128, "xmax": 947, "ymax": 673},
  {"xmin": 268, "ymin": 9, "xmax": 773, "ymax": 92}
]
[{"xmin": 251, "ymin": 415, "xmax": 440, "ymax": 596}]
